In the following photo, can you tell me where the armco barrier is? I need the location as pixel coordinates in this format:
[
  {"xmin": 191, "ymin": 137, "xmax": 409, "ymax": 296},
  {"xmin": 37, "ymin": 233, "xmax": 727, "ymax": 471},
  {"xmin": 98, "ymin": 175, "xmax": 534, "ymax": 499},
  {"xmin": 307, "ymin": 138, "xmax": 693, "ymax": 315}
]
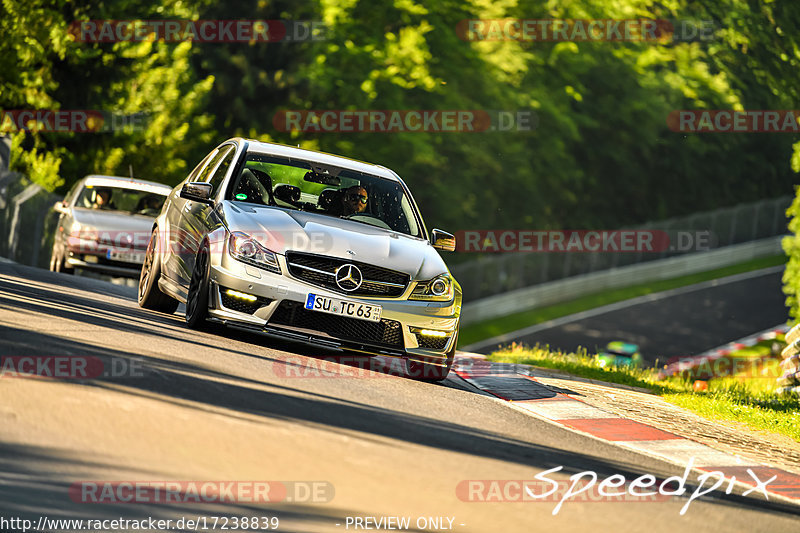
[
  {"xmin": 452, "ymin": 196, "xmax": 791, "ymax": 303},
  {"xmin": 460, "ymin": 236, "xmax": 785, "ymax": 325},
  {"xmin": 778, "ymin": 323, "xmax": 800, "ymax": 396}
]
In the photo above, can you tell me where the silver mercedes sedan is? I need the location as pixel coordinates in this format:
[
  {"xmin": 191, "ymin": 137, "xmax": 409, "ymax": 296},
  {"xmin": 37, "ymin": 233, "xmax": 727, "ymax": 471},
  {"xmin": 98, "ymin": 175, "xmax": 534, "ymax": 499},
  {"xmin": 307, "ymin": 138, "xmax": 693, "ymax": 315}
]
[
  {"xmin": 50, "ymin": 175, "xmax": 172, "ymax": 278},
  {"xmin": 138, "ymin": 138, "xmax": 461, "ymax": 380}
]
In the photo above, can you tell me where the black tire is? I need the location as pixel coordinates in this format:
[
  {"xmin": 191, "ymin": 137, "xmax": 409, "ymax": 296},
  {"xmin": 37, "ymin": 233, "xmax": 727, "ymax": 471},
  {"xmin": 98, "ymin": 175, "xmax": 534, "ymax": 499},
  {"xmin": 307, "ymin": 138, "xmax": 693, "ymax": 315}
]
[
  {"xmin": 406, "ymin": 331, "xmax": 458, "ymax": 382},
  {"xmin": 138, "ymin": 229, "xmax": 179, "ymax": 313},
  {"xmin": 185, "ymin": 243, "xmax": 211, "ymax": 329}
]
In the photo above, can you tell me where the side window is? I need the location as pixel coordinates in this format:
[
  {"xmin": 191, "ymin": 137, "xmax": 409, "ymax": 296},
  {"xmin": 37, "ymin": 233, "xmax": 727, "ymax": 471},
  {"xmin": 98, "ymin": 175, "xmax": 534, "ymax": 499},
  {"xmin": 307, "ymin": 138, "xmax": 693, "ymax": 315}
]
[
  {"xmin": 187, "ymin": 149, "xmax": 219, "ymax": 184},
  {"xmin": 65, "ymin": 180, "xmax": 85, "ymax": 206},
  {"xmin": 206, "ymin": 146, "xmax": 235, "ymax": 194}
]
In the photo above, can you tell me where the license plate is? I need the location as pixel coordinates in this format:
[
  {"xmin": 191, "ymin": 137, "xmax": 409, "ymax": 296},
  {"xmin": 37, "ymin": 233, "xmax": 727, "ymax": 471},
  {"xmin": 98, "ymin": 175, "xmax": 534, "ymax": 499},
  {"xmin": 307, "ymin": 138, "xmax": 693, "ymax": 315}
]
[
  {"xmin": 106, "ymin": 249, "xmax": 146, "ymax": 264},
  {"xmin": 304, "ymin": 294, "xmax": 382, "ymax": 322}
]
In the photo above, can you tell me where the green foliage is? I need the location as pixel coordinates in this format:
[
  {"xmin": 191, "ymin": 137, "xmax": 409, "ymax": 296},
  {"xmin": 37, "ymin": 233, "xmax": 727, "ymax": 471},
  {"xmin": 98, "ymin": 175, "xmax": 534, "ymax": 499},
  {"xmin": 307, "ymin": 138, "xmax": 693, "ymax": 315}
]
[
  {"xmin": 783, "ymin": 187, "xmax": 800, "ymax": 320},
  {"xmin": 3, "ymin": 0, "xmax": 799, "ymax": 239},
  {"xmin": 1, "ymin": 0, "xmax": 215, "ymax": 191}
]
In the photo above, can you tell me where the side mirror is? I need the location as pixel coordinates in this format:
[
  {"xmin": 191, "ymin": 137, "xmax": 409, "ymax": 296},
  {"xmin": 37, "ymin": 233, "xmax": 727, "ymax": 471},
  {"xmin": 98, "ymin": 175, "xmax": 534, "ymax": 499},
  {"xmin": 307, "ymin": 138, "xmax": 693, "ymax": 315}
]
[
  {"xmin": 431, "ymin": 229, "xmax": 456, "ymax": 252},
  {"xmin": 53, "ymin": 201, "xmax": 68, "ymax": 214},
  {"xmin": 180, "ymin": 182, "xmax": 214, "ymax": 204}
]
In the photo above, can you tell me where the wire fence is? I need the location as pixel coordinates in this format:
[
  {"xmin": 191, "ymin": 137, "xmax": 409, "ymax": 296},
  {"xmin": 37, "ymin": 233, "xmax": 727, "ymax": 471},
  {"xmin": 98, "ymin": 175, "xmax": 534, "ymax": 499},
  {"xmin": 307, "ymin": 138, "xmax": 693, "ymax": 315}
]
[
  {"xmin": 0, "ymin": 139, "xmax": 61, "ymax": 268},
  {"xmin": 451, "ymin": 196, "xmax": 792, "ymax": 303}
]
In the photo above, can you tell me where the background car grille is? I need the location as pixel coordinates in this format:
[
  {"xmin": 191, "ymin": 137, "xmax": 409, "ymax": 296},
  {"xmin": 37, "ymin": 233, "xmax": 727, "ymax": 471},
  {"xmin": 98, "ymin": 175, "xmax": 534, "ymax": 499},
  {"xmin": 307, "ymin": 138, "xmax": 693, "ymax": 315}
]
[
  {"xmin": 268, "ymin": 301, "xmax": 404, "ymax": 347},
  {"xmin": 286, "ymin": 252, "xmax": 409, "ymax": 297},
  {"xmin": 415, "ymin": 334, "xmax": 450, "ymax": 351}
]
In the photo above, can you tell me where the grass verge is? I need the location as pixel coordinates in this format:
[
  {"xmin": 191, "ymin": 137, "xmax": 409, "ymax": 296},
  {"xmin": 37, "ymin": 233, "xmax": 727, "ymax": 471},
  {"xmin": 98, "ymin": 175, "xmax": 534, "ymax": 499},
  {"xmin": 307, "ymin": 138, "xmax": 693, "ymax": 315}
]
[
  {"xmin": 460, "ymin": 254, "xmax": 786, "ymax": 347},
  {"xmin": 487, "ymin": 342, "xmax": 800, "ymax": 442}
]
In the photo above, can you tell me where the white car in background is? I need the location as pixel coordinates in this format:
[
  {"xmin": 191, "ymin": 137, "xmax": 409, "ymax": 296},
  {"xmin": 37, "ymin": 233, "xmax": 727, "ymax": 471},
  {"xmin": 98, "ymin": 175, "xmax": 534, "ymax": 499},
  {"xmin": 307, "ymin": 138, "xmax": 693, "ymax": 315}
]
[{"xmin": 50, "ymin": 175, "xmax": 172, "ymax": 278}]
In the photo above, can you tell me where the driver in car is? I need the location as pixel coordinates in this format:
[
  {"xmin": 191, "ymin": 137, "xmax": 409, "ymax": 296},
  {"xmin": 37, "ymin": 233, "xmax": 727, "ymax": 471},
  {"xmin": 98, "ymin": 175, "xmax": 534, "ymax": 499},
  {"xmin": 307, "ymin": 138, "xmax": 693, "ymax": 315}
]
[
  {"xmin": 341, "ymin": 185, "xmax": 368, "ymax": 216},
  {"xmin": 91, "ymin": 188, "xmax": 116, "ymax": 210}
]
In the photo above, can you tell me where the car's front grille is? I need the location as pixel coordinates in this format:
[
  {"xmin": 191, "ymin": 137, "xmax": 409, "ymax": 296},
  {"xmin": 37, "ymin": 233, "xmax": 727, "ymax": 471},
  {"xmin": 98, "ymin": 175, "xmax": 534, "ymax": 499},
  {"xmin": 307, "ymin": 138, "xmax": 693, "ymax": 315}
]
[
  {"xmin": 285, "ymin": 252, "xmax": 409, "ymax": 297},
  {"xmin": 415, "ymin": 334, "xmax": 450, "ymax": 351},
  {"xmin": 268, "ymin": 301, "xmax": 404, "ymax": 347}
]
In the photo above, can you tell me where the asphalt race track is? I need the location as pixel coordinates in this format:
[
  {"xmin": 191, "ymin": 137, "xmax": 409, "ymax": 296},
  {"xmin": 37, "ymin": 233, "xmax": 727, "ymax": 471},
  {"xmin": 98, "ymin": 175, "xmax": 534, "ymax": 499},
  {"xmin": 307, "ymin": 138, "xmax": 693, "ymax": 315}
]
[
  {"xmin": 472, "ymin": 267, "xmax": 788, "ymax": 364},
  {"xmin": 0, "ymin": 262, "xmax": 798, "ymax": 532}
]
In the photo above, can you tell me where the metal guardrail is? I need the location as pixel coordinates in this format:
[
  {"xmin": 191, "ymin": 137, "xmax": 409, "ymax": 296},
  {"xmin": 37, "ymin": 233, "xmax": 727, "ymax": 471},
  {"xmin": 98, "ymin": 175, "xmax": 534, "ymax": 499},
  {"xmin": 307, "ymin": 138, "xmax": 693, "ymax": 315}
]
[
  {"xmin": 461, "ymin": 235, "xmax": 786, "ymax": 325},
  {"xmin": 451, "ymin": 196, "xmax": 792, "ymax": 303},
  {"xmin": 0, "ymin": 172, "xmax": 60, "ymax": 268},
  {"xmin": 778, "ymin": 323, "xmax": 800, "ymax": 396}
]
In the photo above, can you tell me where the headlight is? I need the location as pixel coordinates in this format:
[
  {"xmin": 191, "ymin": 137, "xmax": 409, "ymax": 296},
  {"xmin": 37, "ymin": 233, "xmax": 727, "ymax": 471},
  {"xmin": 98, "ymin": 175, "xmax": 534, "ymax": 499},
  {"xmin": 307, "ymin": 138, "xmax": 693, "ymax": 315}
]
[
  {"xmin": 409, "ymin": 274, "xmax": 454, "ymax": 301},
  {"xmin": 71, "ymin": 222, "xmax": 98, "ymax": 240},
  {"xmin": 228, "ymin": 231, "xmax": 281, "ymax": 274}
]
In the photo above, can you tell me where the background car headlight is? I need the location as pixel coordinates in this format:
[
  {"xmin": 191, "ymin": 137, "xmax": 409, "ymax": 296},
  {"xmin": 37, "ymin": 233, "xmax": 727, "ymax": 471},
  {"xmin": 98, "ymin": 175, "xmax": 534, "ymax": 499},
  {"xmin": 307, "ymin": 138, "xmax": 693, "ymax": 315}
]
[
  {"xmin": 228, "ymin": 231, "xmax": 281, "ymax": 273},
  {"xmin": 409, "ymin": 274, "xmax": 454, "ymax": 301}
]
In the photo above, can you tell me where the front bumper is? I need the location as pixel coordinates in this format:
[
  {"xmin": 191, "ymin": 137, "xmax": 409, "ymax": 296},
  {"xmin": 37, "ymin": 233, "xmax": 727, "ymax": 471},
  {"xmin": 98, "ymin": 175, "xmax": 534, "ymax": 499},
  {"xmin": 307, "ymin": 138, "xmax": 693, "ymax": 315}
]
[
  {"xmin": 66, "ymin": 249, "xmax": 145, "ymax": 278},
  {"xmin": 206, "ymin": 251, "xmax": 460, "ymax": 366}
]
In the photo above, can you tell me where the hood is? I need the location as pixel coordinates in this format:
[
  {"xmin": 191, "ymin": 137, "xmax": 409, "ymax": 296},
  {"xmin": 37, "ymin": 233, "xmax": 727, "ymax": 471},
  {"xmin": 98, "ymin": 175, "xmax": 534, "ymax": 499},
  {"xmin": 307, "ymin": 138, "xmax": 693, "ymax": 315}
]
[
  {"xmin": 72, "ymin": 208, "xmax": 156, "ymax": 248},
  {"xmin": 221, "ymin": 202, "xmax": 448, "ymax": 280}
]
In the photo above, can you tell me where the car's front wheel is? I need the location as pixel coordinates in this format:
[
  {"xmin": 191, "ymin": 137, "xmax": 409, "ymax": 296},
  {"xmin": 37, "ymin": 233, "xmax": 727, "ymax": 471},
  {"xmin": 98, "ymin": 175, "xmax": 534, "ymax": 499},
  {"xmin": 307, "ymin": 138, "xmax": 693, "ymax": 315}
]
[
  {"xmin": 185, "ymin": 242, "xmax": 211, "ymax": 329},
  {"xmin": 138, "ymin": 229, "xmax": 179, "ymax": 313},
  {"xmin": 406, "ymin": 332, "xmax": 457, "ymax": 382}
]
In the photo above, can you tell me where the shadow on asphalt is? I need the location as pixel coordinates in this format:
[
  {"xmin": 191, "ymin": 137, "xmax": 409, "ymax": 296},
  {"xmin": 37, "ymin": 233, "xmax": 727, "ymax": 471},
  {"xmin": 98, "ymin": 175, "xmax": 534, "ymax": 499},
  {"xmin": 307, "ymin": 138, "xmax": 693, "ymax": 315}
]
[
  {"xmin": 2, "ymin": 264, "xmax": 799, "ymax": 522},
  {"xmin": 0, "ymin": 444, "xmax": 373, "ymax": 532}
]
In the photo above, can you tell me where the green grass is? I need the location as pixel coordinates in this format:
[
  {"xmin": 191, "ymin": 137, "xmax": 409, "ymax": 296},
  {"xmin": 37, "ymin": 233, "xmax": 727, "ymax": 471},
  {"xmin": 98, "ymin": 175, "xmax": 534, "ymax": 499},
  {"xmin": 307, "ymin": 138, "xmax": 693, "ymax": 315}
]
[
  {"xmin": 460, "ymin": 254, "xmax": 787, "ymax": 347},
  {"xmin": 488, "ymin": 343, "xmax": 800, "ymax": 442}
]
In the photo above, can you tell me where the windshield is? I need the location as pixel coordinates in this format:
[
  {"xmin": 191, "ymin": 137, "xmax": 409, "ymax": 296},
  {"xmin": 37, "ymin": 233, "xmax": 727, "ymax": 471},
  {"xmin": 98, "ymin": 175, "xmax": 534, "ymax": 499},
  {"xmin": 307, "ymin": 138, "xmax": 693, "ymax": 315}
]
[
  {"xmin": 227, "ymin": 152, "xmax": 422, "ymax": 237},
  {"xmin": 75, "ymin": 185, "xmax": 168, "ymax": 216}
]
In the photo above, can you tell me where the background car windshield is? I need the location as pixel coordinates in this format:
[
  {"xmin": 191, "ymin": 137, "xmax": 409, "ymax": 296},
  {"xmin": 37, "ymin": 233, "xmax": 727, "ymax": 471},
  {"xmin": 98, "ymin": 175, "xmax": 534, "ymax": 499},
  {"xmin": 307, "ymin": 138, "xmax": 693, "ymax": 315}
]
[
  {"xmin": 228, "ymin": 153, "xmax": 421, "ymax": 237},
  {"xmin": 76, "ymin": 185, "xmax": 167, "ymax": 216}
]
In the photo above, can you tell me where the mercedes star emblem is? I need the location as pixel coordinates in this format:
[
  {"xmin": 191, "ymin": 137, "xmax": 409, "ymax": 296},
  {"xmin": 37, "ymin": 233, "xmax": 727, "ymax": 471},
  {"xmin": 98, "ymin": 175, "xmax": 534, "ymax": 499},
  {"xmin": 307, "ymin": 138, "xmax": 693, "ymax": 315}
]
[{"xmin": 335, "ymin": 264, "xmax": 363, "ymax": 292}]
